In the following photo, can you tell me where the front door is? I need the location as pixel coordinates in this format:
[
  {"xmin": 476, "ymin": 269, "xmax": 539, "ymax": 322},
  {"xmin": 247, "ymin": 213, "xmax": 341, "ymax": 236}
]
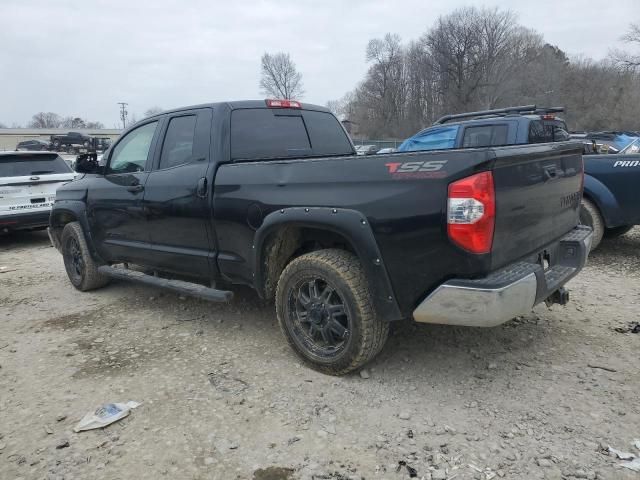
[
  {"xmin": 87, "ymin": 120, "xmax": 161, "ymax": 264},
  {"xmin": 142, "ymin": 109, "xmax": 213, "ymax": 277}
]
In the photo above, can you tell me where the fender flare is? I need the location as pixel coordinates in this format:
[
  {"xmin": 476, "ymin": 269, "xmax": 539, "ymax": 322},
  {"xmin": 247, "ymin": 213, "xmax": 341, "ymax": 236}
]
[
  {"xmin": 583, "ymin": 174, "xmax": 624, "ymax": 228},
  {"xmin": 251, "ymin": 207, "xmax": 403, "ymax": 321},
  {"xmin": 50, "ymin": 201, "xmax": 104, "ymax": 262}
]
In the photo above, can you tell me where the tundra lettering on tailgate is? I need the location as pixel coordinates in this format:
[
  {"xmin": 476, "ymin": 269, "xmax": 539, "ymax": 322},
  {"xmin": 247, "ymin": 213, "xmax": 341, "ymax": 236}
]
[{"xmin": 385, "ymin": 160, "xmax": 447, "ymax": 180}]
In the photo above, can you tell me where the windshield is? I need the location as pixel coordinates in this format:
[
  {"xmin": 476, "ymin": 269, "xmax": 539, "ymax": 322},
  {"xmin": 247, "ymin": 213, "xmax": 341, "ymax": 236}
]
[{"xmin": 0, "ymin": 154, "xmax": 72, "ymax": 177}]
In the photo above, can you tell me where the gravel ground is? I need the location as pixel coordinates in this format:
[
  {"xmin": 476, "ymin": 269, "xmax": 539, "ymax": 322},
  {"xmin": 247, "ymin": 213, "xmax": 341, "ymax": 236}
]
[{"xmin": 1, "ymin": 228, "xmax": 639, "ymax": 480}]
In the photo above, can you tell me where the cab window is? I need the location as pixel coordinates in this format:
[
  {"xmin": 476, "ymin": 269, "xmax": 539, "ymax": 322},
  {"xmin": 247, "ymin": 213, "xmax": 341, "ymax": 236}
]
[
  {"xmin": 108, "ymin": 122, "xmax": 158, "ymax": 174},
  {"xmin": 159, "ymin": 116, "xmax": 197, "ymax": 169},
  {"xmin": 462, "ymin": 124, "xmax": 508, "ymax": 148}
]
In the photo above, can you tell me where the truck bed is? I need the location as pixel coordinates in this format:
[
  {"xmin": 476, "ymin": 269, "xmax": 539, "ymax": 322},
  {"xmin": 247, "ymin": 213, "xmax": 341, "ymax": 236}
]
[{"xmin": 213, "ymin": 141, "xmax": 584, "ymax": 316}]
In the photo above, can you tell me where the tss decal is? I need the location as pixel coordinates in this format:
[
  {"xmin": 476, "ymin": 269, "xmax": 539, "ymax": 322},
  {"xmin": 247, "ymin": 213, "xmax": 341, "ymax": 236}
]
[{"xmin": 385, "ymin": 160, "xmax": 448, "ymax": 179}]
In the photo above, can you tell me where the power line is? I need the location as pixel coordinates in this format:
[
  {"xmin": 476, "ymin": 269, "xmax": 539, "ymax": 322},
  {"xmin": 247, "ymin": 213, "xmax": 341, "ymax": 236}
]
[{"xmin": 117, "ymin": 102, "xmax": 128, "ymax": 129}]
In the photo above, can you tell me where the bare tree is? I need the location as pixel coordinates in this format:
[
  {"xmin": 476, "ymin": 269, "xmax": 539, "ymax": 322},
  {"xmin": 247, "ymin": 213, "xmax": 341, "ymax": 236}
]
[
  {"xmin": 260, "ymin": 52, "xmax": 304, "ymax": 99},
  {"xmin": 612, "ymin": 22, "xmax": 640, "ymax": 70},
  {"xmin": 0, "ymin": 121, "xmax": 6, "ymax": 129},
  {"xmin": 61, "ymin": 117, "xmax": 87, "ymax": 129},
  {"xmin": 340, "ymin": 6, "xmax": 640, "ymax": 139},
  {"xmin": 28, "ymin": 112, "xmax": 62, "ymax": 128},
  {"xmin": 85, "ymin": 121, "xmax": 105, "ymax": 129},
  {"xmin": 144, "ymin": 106, "xmax": 163, "ymax": 117}
]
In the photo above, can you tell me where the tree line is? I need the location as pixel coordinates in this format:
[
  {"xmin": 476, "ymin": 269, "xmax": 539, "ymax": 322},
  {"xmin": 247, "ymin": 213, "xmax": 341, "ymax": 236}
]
[
  {"xmin": 0, "ymin": 107, "xmax": 166, "ymax": 130},
  {"xmin": 328, "ymin": 7, "xmax": 640, "ymax": 139}
]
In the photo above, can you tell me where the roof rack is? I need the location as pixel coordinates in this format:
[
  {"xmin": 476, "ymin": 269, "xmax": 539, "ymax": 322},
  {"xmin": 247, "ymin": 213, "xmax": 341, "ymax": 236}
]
[{"xmin": 434, "ymin": 105, "xmax": 565, "ymax": 125}]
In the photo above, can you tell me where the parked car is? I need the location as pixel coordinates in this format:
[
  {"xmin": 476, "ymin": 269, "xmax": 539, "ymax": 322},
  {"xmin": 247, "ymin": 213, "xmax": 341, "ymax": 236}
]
[
  {"xmin": 581, "ymin": 136, "xmax": 640, "ymax": 249},
  {"xmin": 376, "ymin": 147, "xmax": 396, "ymax": 154},
  {"xmin": 16, "ymin": 139, "xmax": 51, "ymax": 151},
  {"xmin": 48, "ymin": 100, "xmax": 591, "ymax": 375},
  {"xmin": 0, "ymin": 152, "xmax": 75, "ymax": 233},
  {"xmin": 50, "ymin": 132, "xmax": 92, "ymax": 151},
  {"xmin": 398, "ymin": 105, "xmax": 570, "ymax": 152},
  {"xmin": 355, "ymin": 144, "xmax": 378, "ymax": 155}
]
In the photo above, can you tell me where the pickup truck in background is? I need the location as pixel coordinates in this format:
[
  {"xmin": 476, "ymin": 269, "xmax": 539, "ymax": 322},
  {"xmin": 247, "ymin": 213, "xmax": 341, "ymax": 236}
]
[
  {"xmin": 580, "ymin": 136, "xmax": 640, "ymax": 249},
  {"xmin": 50, "ymin": 131, "xmax": 92, "ymax": 151},
  {"xmin": 48, "ymin": 100, "xmax": 591, "ymax": 375}
]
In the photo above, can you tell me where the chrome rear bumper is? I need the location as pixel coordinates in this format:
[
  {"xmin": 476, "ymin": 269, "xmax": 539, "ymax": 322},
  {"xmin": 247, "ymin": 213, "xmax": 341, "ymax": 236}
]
[{"xmin": 413, "ymin": 226, "xmax": 592, "ymax": 327}]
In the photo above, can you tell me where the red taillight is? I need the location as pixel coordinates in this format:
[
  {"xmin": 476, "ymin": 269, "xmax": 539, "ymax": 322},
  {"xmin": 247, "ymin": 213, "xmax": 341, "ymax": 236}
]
[
  {"xmin": 542, "ymin": 114, "xmax": 555, "ymax": 120},
  {"xmin": 265, "ymin": 99, "xmax": 301, "ymax": 109},
  {"xmin": 447, "ymin": 171, "xmax": 495, "ymax": 254}
]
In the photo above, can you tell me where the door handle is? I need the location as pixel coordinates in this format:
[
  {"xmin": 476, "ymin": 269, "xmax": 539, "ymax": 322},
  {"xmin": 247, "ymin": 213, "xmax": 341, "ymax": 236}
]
[
  {"xmin": 196, "ymin": 177, "xmax": 207, "ymax": 198},
  {"xmin": 127, "ymin": 184, "xmax": 144, "ymax": 193}
]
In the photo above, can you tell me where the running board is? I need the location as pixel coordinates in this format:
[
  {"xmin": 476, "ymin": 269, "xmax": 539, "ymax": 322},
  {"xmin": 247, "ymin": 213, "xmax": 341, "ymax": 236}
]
[{"xmin": 97, "ymin": 266, "xmax": 233, "ymax": 302}]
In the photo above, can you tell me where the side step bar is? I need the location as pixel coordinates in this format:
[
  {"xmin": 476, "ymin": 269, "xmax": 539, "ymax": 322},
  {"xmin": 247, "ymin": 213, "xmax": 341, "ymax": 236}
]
[{"xmin": 97, "ymin": 266, "xmax": 233, "ymax": 302}]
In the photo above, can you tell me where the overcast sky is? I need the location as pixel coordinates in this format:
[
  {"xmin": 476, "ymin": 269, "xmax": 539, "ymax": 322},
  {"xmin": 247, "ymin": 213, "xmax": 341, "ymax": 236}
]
[{"xmin": 1, "ymin": 0, "xmax": 638, "ymax": 127}]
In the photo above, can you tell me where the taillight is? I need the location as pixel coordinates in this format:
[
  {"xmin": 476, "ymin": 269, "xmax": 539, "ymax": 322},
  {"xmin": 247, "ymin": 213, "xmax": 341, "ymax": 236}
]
[
  {"xmin": 447, "ymin": 171, "xmax": 495, "ymax": 254},
  {"xmin": 265, "ymin": 99, "xmax": 301, "ymax": 109}
]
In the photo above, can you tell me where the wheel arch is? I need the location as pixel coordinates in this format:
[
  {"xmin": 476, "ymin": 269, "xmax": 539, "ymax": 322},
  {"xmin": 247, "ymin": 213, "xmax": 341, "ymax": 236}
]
[
  {"xmin": 252, "ymin": 207, "xmax": 403, "ymax": 321},
  {"xmin": 50, "ymin": 202, "xmax": 103, "ymax": 262},
  {"xmin": 583, "ymin": 174, "xmax": 624, "ymax": 228}
]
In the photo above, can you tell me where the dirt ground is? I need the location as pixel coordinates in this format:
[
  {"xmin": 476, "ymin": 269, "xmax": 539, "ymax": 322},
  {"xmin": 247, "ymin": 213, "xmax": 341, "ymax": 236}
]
[{"xmin": 1, "ymin": 229, "xmax": 639, "ymax": 480}]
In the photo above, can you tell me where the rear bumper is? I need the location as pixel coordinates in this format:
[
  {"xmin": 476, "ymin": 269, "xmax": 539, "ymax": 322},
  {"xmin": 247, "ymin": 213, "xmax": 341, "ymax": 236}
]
[
  {"xmin": 0, "ymin": 211, "xmax": 50, "ymax": 232},
  {"xmin": 413, "ymin": 225, "xmax": 592, "ymax": 327}
]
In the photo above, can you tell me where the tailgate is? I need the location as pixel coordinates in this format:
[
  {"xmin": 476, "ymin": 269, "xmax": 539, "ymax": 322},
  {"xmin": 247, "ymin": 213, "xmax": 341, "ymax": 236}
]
[{"xmin": 490, "ymin": 142, "xmax": 583, "ymax": 269}]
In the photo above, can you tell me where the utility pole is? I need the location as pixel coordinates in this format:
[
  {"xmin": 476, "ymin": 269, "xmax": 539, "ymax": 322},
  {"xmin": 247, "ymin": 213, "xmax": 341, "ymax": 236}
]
[{"xmin": 117, "ymin": 102, "xmax": 128, "ymax": 129}]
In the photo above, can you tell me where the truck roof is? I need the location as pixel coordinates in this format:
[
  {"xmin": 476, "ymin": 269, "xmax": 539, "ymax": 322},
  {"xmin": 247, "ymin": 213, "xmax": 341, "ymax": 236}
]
[{"xmin": 144, "ymin": 100, "xmax": 331, "ymax": 120}]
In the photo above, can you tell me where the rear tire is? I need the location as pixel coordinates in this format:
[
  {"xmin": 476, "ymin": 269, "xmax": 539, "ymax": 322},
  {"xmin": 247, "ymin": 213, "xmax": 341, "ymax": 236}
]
[
  {"xmin": 275, "ymin": 249, "xmax": 388, "ymax": 376},
  {"xmin": 604, "ymin": 225, "xmax": 633, "ymax": 239},
  {"xmin": 579, "ymin": 198, "xmax": 604, "ymax": 250},
  {"xmin": 61, "ymin": 222, "xmax": 109, "ymax": 291}
]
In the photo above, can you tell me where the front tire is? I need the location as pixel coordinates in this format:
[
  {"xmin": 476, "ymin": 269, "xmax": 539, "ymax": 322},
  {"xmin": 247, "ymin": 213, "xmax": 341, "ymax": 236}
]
[
  {"xmin": 275, "ymin": 249, "xmax": 388, "ymax": 375},
  {"xmin": 61, "ymin": 222, "xmax": 109, "ymax": 291},
  {"xmin": 579, "ymin": 198, "xmax": 604, "ymax": 250}
]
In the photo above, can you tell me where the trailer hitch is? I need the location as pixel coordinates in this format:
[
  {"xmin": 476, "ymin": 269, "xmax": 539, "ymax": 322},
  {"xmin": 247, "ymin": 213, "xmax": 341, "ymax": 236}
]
[{"xmin": 545, "ymin": 287, "xmax": 569, "ymax": 307}]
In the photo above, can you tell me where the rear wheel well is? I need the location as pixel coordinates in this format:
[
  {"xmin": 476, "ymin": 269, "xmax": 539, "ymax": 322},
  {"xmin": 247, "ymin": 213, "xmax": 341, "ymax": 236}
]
[{"xmin": 260, "ymin": 225, "xmax": 358, "ymax": 299}]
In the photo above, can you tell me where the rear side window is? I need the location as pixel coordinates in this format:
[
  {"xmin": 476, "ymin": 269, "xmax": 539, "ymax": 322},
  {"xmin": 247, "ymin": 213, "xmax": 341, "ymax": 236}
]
[
  {"xmin": 0, "ymin": 154, "xmax": 71, "ymax": 177},
  {"xmin": 230, "ymin": 109, "xmax": 352, "ymax": 161},
  {"xmin": 462, "ymin": 125, "xmax": 508, "ymax": 148},
  {"xmin": 397, "ymin": 126, "xmax": 459, "ymax": 152},
  {"xmin": 529, "ymin": 120, "xmax": 570, "ymax": 143},
  {"xmin": 159, "ymin": 115, "xmax": 197, "ymax": 169},
  {"xmin": 299, "ymin": 110, "xmax": 353, "ymax": 156}
]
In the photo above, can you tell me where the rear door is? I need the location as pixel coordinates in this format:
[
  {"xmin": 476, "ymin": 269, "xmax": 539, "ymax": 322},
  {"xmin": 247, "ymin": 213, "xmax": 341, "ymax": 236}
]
[
  {"xmin": 142, "ymin": 108, "xmax": 213, "ymax": 277},
  {"xmin": 0, "ymin": 153, "xmax": 74, "ymax": 222}
]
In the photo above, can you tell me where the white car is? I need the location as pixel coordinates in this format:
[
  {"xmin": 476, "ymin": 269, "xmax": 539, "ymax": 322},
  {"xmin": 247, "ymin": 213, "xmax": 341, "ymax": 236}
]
[{"xmin": 0, "ymin": 152, "xmax": 75, "ymax": 233}]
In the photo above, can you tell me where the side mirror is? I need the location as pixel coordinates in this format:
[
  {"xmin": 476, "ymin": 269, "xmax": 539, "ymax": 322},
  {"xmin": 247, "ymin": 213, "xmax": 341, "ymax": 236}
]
[{"xmin": 75, "ymin": 153, "xmax": 101, "ymax": 174}]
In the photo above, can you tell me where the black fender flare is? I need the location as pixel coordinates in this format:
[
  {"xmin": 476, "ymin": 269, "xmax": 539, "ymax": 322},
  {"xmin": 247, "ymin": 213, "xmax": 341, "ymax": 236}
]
[
  {"xmin": 251, "ymin": 207, "xmax": 403, "ymax": 321},
  {"xmin": 50, "ymin": 201, "xmax": 104, "ymax": 263}
]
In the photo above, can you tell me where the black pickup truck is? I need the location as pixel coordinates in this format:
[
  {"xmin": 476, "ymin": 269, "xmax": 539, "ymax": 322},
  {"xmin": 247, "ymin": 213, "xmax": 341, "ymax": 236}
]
[
  {"xmin": 48, "ymin": 100, "xmax": 592, "ymax": 375},
  {"xmin": 50, "ymin": 131, "xmax": 92, "ymax": 151}
]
